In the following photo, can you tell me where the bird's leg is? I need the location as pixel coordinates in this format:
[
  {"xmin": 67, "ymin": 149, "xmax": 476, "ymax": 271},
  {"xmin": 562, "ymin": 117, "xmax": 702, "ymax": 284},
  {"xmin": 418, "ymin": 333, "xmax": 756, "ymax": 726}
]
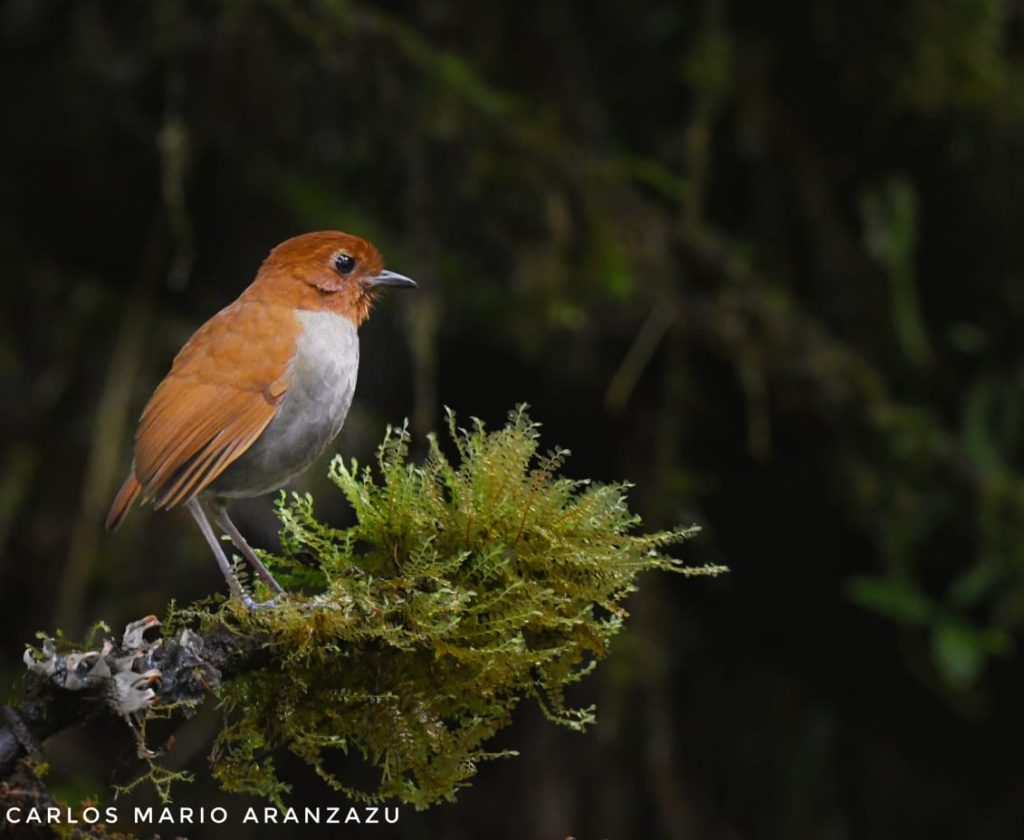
[
  {"xmin": 185, "ymin": 498, "xmax": 256, "ymax": 608},
  {"xmin": 208, "ymin": 500, "xmax": 285, "ymax": 595}
]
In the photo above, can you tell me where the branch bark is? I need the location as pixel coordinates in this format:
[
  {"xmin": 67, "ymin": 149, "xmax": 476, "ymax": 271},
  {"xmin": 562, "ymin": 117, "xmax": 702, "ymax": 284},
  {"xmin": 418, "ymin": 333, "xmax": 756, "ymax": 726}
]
[{"xmin": 0, "ymin": 615, "xmax": 268, "ymax": 782}]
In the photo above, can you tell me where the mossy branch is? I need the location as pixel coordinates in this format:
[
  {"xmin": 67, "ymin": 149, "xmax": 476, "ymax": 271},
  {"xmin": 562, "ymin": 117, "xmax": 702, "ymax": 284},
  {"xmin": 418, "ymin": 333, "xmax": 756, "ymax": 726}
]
[
  {"xmin": 0, "ymin": 613, "xmax": 268, "ymax": 785},
  {"xmin": 2, "ymin": 407, "xmax": 723, "ymax": 809}
]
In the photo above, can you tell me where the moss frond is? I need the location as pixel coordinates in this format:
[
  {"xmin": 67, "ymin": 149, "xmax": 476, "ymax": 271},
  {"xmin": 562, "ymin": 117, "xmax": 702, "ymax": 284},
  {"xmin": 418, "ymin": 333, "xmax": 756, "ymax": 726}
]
[{"xmin": 177, "ymin": 406, "xmax": 722, "ymax": 808}]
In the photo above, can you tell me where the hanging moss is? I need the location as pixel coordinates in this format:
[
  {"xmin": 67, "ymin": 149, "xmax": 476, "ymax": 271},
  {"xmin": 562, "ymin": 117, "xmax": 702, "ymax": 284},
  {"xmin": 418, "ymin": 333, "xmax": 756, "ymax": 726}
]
[{"xmin": 159, "ymin": 406, "xmax": 719, "ymax": 809}]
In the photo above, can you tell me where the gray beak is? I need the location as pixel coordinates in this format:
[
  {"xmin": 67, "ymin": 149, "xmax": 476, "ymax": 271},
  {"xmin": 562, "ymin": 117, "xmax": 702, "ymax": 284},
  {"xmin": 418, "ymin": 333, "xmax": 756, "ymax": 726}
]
[{"xmin": 368, "ymin": 269, "xmax": 417, "ymax": 289}]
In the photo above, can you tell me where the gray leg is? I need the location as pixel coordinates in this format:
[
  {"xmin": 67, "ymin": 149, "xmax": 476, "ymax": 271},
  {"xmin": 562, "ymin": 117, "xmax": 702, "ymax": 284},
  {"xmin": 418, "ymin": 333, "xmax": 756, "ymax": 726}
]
[
  {"xmin": 186, "ymin": 498, "xmax": 254, "ymax": 607},
  {"xmin": 209, "ymin": 500, "xmax": 285, "ymax": 595}
]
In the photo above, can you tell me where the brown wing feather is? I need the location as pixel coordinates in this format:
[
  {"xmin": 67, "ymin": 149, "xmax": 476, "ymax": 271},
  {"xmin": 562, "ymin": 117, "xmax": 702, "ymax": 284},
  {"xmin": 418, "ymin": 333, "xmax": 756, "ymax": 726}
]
[
  {"xmin": 106, "ymin": 472, "xmax": 141, "ymax": 530},
  {"xmin": 130, "ymin": 299, "xmax": 299, "ymax": 511}
]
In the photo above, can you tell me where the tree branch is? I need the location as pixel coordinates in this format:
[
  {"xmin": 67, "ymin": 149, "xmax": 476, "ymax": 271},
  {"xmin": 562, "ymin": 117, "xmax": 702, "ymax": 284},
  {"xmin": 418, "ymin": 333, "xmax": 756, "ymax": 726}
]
[{"xmin": 0, "ymin": 614, "xmax": 267, "ymax": 782}]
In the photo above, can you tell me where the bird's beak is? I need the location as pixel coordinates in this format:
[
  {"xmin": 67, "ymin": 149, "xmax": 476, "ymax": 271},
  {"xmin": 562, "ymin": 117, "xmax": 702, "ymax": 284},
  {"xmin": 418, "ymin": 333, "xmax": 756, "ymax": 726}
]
[{"xmin": 367, "ymin": 269, "xmax": 417, "ymax": 289}]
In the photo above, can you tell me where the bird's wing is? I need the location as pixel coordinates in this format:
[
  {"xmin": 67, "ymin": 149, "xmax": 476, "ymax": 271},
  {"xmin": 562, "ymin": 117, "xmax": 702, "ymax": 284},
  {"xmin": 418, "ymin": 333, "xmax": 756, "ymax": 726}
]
[{"xmin": 133, "ymin": 299, "xmax": 299, "ymax": 510}]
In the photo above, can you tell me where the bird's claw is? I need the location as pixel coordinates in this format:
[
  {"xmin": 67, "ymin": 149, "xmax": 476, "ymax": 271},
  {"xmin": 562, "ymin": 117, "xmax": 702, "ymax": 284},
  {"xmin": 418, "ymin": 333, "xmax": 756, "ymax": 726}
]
[{"xmin": 241, "ymin": 593, "xmax": 283, "ymax": 610}]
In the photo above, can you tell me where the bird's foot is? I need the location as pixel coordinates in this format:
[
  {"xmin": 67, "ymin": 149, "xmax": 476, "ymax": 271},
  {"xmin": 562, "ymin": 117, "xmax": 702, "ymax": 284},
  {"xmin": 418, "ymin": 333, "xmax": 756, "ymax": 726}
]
[{"xmin": 241, "ymin": 593, "xmax": 283, "ymax": 610}]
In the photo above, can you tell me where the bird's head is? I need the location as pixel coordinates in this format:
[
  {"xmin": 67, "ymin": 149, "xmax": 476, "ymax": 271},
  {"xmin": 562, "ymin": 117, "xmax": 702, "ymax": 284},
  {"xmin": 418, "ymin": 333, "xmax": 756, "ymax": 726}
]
[{"xmin": 253, "ymin": 231, "xmax": 416, "ymax": 324}]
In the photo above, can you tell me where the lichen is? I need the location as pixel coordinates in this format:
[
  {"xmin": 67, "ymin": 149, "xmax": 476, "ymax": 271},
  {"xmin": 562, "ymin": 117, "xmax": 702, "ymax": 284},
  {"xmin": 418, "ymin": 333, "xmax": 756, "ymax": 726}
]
[
  {"xmin": 176, "ymin": 406, "xmax": 723, "ymax": 809},
  {"xmin": 21, "ymin": 615, "xmax": 216, "ymax": 804}
]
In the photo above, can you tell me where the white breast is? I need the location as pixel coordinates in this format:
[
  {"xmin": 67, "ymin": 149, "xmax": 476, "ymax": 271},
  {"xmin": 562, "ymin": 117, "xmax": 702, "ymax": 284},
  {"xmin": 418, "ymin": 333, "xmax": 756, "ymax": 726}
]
[{"xmin": 210, "ymin": 310, "xmax": 359, "ymax": 499}]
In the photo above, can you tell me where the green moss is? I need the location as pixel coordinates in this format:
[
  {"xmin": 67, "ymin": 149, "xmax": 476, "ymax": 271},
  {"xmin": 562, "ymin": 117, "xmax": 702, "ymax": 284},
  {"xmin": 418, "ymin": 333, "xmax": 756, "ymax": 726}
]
[{"xmin": 170, "ymin": 406, "xmax": 722, "ymax": 808}]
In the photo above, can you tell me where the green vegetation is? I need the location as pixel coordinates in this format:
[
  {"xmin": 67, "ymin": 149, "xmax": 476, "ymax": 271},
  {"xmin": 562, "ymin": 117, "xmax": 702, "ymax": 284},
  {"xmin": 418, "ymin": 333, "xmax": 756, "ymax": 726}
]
[
  {"xmin": 159, "ymin": 407, "xmax": 720, "ymax": 808},
  {"xmin": 11, "ymin": 1, "xmax": 1024, "ymax": 833}
]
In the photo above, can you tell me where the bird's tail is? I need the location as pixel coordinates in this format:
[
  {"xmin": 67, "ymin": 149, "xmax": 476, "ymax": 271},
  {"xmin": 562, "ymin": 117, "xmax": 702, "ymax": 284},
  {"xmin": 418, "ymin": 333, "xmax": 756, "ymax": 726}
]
[{"xmin": 106, "ymin": 470, "xmax": 142, "ymax": 530}]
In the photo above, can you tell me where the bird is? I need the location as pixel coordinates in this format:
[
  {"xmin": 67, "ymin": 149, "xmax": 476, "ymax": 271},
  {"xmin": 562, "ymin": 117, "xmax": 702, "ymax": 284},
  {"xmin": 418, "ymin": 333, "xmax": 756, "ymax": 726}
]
[{"xmin": 105, "ymin": 231, "xmax": 416, "ymax": 607}]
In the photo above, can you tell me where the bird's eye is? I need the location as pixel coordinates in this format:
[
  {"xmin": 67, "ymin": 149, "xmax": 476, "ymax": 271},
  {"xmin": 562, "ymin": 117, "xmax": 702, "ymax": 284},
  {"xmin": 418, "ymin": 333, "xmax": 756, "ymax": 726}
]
[{"xmin": 334, "ymin": 253, "xmax": 357, "ymax": 275}]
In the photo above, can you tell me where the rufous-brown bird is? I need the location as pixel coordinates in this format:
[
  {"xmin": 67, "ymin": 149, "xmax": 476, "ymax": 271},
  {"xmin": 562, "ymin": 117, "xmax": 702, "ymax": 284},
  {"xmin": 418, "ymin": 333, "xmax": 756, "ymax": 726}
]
[{"xmin": 105, "ymin": 231, "xmax": 416, "ymax": 607}]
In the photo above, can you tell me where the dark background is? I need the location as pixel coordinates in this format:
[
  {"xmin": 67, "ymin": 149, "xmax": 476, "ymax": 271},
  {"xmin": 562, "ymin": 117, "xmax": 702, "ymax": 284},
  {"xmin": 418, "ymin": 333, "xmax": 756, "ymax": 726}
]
[{"xmin": 3, "ymin": 1, "xmax": 1024, "ymax": 837}]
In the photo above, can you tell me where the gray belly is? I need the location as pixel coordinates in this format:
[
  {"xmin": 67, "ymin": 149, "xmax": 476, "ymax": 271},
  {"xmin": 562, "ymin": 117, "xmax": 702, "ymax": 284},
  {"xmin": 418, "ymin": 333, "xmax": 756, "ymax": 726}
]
[{"xmin": 209, "ymin": 310, "xmax": 359, "ymax": 499}]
